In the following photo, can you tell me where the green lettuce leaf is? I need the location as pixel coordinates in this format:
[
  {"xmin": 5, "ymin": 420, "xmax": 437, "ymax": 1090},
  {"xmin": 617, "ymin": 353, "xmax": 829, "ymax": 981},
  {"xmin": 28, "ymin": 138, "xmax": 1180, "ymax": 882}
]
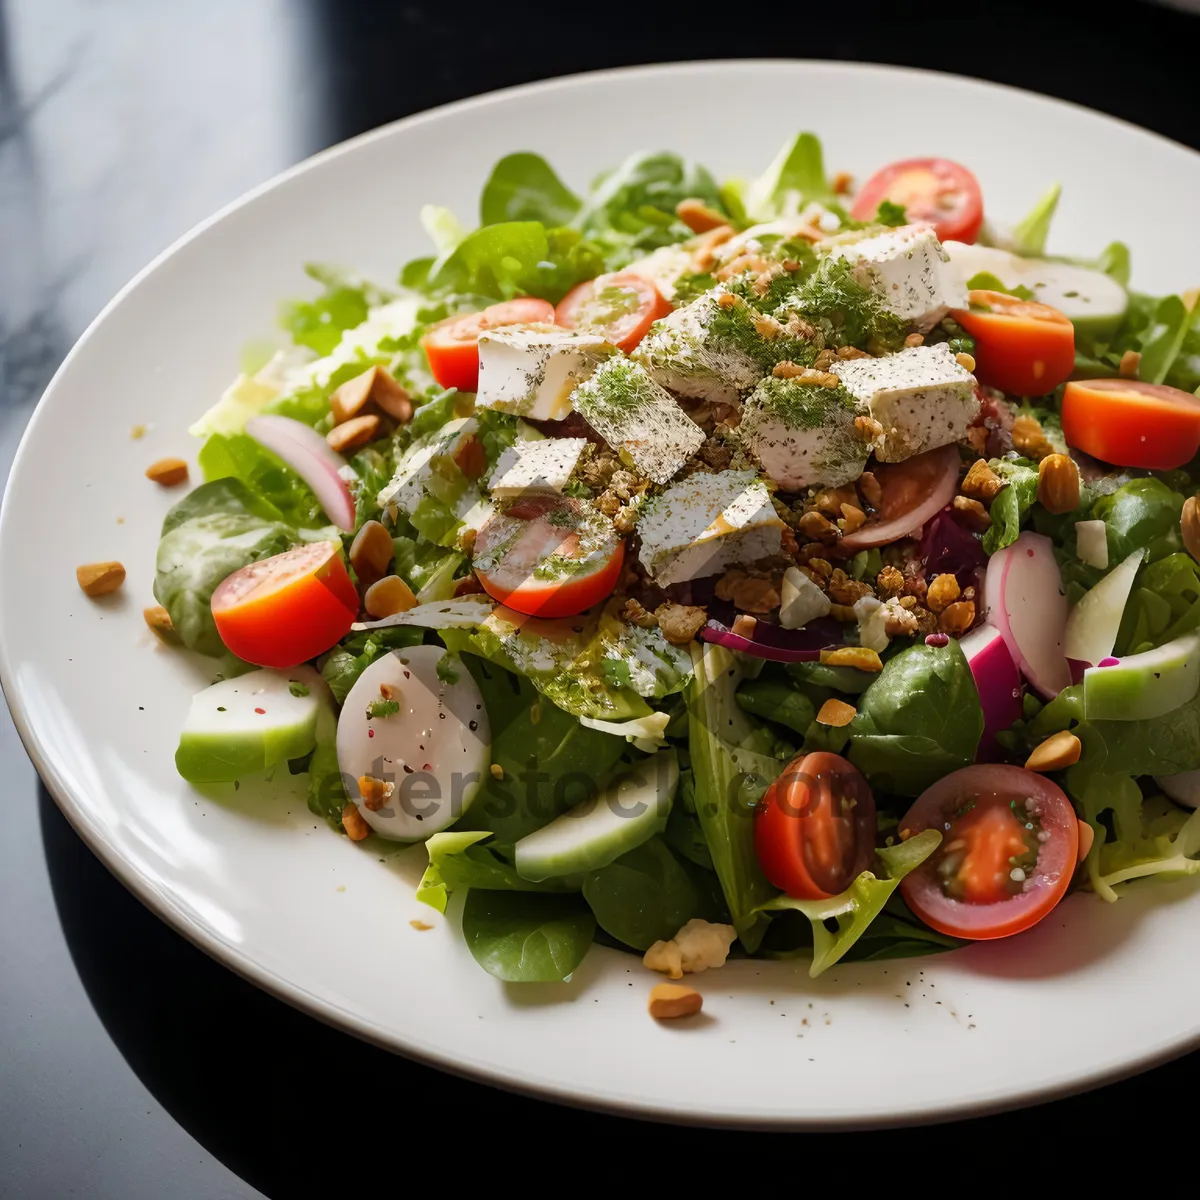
[
  {"xmin": 982, "ymin": 457, "xmax": 1039, "ymax": 555},
  {"xmin": 197, "ymin": 432, "xmax": 329, "ymax": 529},
  {"xmin": 1009, "ymin": 182, "xmax": 1061, "ymax": 257},
  {"xmin": 461, "ymin": 890, "xmax": 595, "ymax": 982},
  {"xmin": 744, "ymin": 132, "xmax": 833, "ymax": 221},
  {"xmin": 1139, "ymin": 293, "xmax": 1200, "ymax": 385},
  {"xmin": 1092, "ymin": 477, "xmax": 1183, "ymax": 565},
  {"xmin": 153, "ymin": 479, "xmax": 295, "ymax": 656},
  {"xmin": 581, "ymin": 836, "xmax": 726, "ymax": 951},
  {"xmin": 686, "ymin": 643, "xmax": 785, "ymax": 952},
  {"xmin": 848, "ymin": 641, "xmax": 983, "ymax": 795},
  {"xmin": 280, "ymin": 264, "xmax": 391, "ymax": 357},
  {"xmin": 756, "ymin": 831, "xmax": 942, "ymax": 976},
  {"xmin": 480, "ymin": 153, "xmax": 582, "ymax": 227},
  {"xmin": 735, "ymin": 679, "xmax": 816, "ymax": 735},
  {"xmin": 320, "ymin": 626, "xmax": 424, "ymax": 706}
]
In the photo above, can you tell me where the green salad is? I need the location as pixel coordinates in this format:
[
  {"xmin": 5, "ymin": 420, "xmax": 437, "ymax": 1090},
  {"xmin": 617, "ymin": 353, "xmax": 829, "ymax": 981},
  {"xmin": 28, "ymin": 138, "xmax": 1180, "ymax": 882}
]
[{"xmin": 143, "ymin": 131, "xmax": 1200, "ymax": 993}]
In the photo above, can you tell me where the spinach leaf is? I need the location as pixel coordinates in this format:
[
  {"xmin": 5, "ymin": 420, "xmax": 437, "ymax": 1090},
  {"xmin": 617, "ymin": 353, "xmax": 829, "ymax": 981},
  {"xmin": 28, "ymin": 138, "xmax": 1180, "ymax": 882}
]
[
  {"xmin": 461, "ymin": 891, "xmax": 595, "ymax": 983},
  {"xmin": 1140, "ymin": 293, "xmax": 1200, "ymax": 385},
  {"xmin": 1009, "ymin": 182, "xmax": 1061, "ymax": 257},
  {"xmin": 735, "ymin": 679, "xmax": 816, "ymax": 735},
  {"xmin": 582, "ymin": 837, "xmax": 725, "ymax": 951},
  {"xmin": 452, "ymin": 656, "xmax": 627, "ymax": 847},
  {"xmin": 154, "ymin": 479, "xmax": 295, "ymax": 657},
  {"xmin": 744, "ymin": 132, "xmax": 832, "ymax": 220},
  {"xmin": 982, "ymin": 458, "xmax": 1039, "ymax": 555},
  {"xmin": 757, "ymin": 831, "xmax": 942, "ymax": 976},
  {"xmin": 198, "ymin": 432, "xmax": 328, "ymax": 529},
  {"xmin": 480, "ymin": 153, "xmax": 582, "ymax": 227},
  {"xmin": 687, "ymin": 644, "xmax": 783, "ymax": 952},
  {"xmin": 1092, "ymin": 477, "xmax": 1184, "ymax": 564},
  {"xmin": 785, "ymin": 660, "xmax": 875, "ymax": 695},
  {"xmin": 849, "ymin": 641, "xmax": 983, "ymax": 795},
  {"xmin": 415, "ymin": 831, "xmax": 576, "ymax": 914},
  {"xmin": 320, "ymin": 626, "xmax": 424, "ymax": 706}
]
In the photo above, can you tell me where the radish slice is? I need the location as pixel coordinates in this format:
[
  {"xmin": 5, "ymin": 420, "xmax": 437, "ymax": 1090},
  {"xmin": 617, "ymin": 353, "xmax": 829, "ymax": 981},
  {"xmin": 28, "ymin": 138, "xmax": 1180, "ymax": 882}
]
[
  {"xmin": 842, "ymin": 445, "xmax": 960, "ymax": 551},
  {"xmin": 983, "ymin": 531, "xmax": 1071, "ymax": 699},
  {"xmin": 959, "ymin": 623, "xmax": 1022, "ymax": 758},
  {"xmin": 246, "ymin": 414, "xmax": 356, "ymax": 532},
  {"xmin": 1062, "ymin": 549, "xmax": 1144, "ymax": 667}
]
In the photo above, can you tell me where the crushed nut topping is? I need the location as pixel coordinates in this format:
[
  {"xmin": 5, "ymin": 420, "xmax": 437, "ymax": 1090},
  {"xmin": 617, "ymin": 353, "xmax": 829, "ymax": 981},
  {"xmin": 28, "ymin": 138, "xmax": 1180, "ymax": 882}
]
[
  {"xmin": 961, "ymin": 458, "xmax": 1007, "ymax": 502},
  {"xmin": 342, "ymin": 804, "xmax": 370, "ymax": 841},
  {"xmin": 816, "ymin": 698, "xmax": 857, "ymax": 726},
  {"xmin": 1037, "ymin": 453, "xmax": 1080, "ymax": 515},
  {"xmin": 952, "ymin": 494, "xmax": 992, "ymax": 531},
  {"xmin": 76, "ymin": 561, "xmax": 126, "ymax": 597},
  {"xmin": 145, "ymin": 456, "xmax": 189, "ymax": 487},
  {"xmin": 827, "ymin": 568, "xmax": 873, "ymax": 607},
  {"xmin": 358, "ymin": 775, "xmax": 396, "ymax": 811},
  {"xmin": 925, "ymin": 573, "xmax": 961, "ymax": 613},
  {"xmin": 655, "ymin": 603, "xmax": 708, "ymax": 645},
  {"xmin": 1011, "ymin": 414, "xmax": 1053, "ymax": 461},
  {"xmin": 854, "ymin": 415, "xmax": 885, "ymax": 442},
  {"xmin": 798, "ymin": 510, "xmax": 839, "ymax": 543},
  {"xmin": 938, "ymin": 599, "xmax": 976, "ymax": 636},
  {"xmin": 857, "ymin": 470, "xmax": 883, "ymax": 509},
  {"xmin": 675, "ymin": 197, "xmax": 728, "ymax": 234}
]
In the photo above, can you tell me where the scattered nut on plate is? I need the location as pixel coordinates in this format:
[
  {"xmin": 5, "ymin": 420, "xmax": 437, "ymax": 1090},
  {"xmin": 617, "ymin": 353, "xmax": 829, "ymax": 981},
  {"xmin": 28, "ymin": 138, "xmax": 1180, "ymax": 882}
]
[
  {"xmin": 648, "ymin": 983, "xmax": 703, "ymax": 1020},
  {"xmin": 145, "ymin": 456, "xmax": 189, "ymax": 487},
  {"xmin": 76, "ymin": 561, "xmax": 126, "ymax": 597}
]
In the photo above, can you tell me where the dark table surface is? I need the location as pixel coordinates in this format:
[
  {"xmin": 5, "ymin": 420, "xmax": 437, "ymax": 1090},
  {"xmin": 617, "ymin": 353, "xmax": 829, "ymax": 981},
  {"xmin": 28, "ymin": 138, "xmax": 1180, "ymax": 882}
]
[{"xmin": 4, "ymin": 1, "xmax": 1200, "ymax": 1194}]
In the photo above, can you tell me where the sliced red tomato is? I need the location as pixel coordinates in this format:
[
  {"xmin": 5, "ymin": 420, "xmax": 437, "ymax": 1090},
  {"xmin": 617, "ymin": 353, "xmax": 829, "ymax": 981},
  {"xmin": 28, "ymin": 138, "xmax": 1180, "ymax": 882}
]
[
  {"xmin": 951, "ymin": 290, "xmax": 1075, "ymax": 397},
  {"xmin": 554, "ymin": 272, "xmax": 672, "ymax": 353},
  {"xmin": 839, "ymin": 444, "xmax": 960, "ymax": 551},
  {"xmin": 212, "ymin": 541, "xmax": 359, "ymax": 668},
  {"xmin": 472, "ymin": 495, "xmax": 624, "ymax": 618},
  {"xmin": 899, "ymin": 764, "xmax": 1079, "ymax": 940},
  {"xmin": 1061, "ymin": 378, "xmax": 1200, "ymax": 470},
  {"xmin": 755, "ymin": 752, "xmax": 877, "ymax": 900},
  {"xmin": 851, "ymin": 158, "xmax": 984, "ymax": 243},
  {"xmin": 421, "ymin": 297, "xmax": 556, "ymax": 392}
]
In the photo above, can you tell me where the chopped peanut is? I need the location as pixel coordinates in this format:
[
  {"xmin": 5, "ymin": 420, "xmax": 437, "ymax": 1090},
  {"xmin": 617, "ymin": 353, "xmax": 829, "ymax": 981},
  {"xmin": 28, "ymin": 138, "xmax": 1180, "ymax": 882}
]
[
  {"xmin": 938, "ymin": 600, "xmax": 976, "ymax": 636},
  {"xmin": 798, "ymin": 510, "xmax": 839, "ymax": 542},
  {"xmin": 925, "ymin": 573, "xmax": 961, "ymax": 613},
  {"xmin": 839, "ymin": 503, "xmax": 866, "ymax": 534},
  {"xmin": 1077, "ymin": 820, "xmax": 1095, "ymax": 862},
  {"xmin": 716, "ymin": 291, "xmax": 739, "ymax": 310},
  {"xmin": 831, "ymin": 170, "xmax": 853, "ymax": 196},
  {"xmin": 904, "ymin": 332, "xmax": 925, "ymax": 348},
  {"xmin": 76, "ymin": 561, "xmax": 126, "ymax": 597},
  {"xmin": 145, "ymin": 456, "xmax": 189, "ymax": 487},
  {"xmin": 954, "ymin": 351, "xmax": 976, "ymax": 373},
  {"xmin": 858, "ymin": 470, "xmax": 883, "ymax": 510},
  {"xmin": 827, "ymin": 569, "xmax": 872, "ymax": 606},
  {"xmin": 675, "ymin": 197, "xmax": 728, "ymax": 234},
  {"xmin": 655, "ymin": 603, "xmax": 708, "ymax": 645},
  {"xmin": 330, "ymin": 365, "xmax": 412, "ymax": 424},
  {"xmin": 751, "ymin": 312, "xmax": 785, "ymax": 340},
  {"xmin": 813, "ymin": 485, "xmax": 857, "ymax": 516},
  {"xmin": 854, "ymin": 415, "xmax": 884, "ymax": 443},
  {"xmin": 410, "ymin": 919, "xmax": 434, "ymax": 931},
  {"xmin": 357, "ymin": 774, "xmax": 396, "ymax": 812},
  {"xmin": 1037, "ymin": 454, "xmax": 1080, "ymax": 515},
  {"xmin": 816, "ymin": 698, "xmax": 857, "ymax": 726},
  {"xmin": 1025, "ymin": 730, "xmax": 1082, "ymax": 773},
  {"xmin": 731, "ymin": 614, "xmax": 758, "ymax": 639},
  {"xmin": 1118, "ymin": 350, "xmax": 1141, "ymax": 379},
  {"xmin": 836, "ymin": 345, "xmax": 871, "ymax": 361},
  {"xmin": 875, "ymin": 565, "xmax": 905, "ymax": 597},
  {"xmin": 364, "ymin": 574, "xmax": 417, "ymax": 619},
  {"xmin": 327, "ymin": 414, "xmax": 382, "ymax": 454},
  {"xmin": 329, "ymin": 368, "xmax": 377, "ymax": 424},
  {"xmin": 342, "ymin": 804, "xmax": 370, "ymax": 841},
  {"xmin": 952, "ymin": 494, "xmax": 992, "ymax": 531},
  {"xmin": 648, "ymin": 983, "xmax": 703, "ymax": 1020},
  {"xmin": 821, "ymin": 646, "xmax": 883, "ymax": 672},
  {"xmin": 489, "ymin": 763, "xmax": 505, "ymax": 781},
  {"xmin": 349, "ymin": 520, "xmax": 394, "ymax": 586},
  {"xmin": 143, "ymin": 604, "xmax": 174, "ymax": 635},
  {"xmin": 1011, "ymin": 415, "xmax": 1053, "ymax": 460},
  {"xmin": 961, "ymin": 458, "xmax": 1007, "ymax": 503}
]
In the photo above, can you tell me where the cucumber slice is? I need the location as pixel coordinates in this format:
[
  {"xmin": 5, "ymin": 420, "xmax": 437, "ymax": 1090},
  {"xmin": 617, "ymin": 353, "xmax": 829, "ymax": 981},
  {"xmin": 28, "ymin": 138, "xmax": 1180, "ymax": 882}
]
[
  {"xmin": 1084, "ymin": 631, "xmax": 1200, "ymax": 721},
  {"xmin": 1063, "ymin": 549, "xmax": 1143, "ymax": 667},
  {"xmin": 514, "ymin": 749, "xmax": 679, "ymax": 882},
  {"xmin": 176, "ymin": 666, "xmax": 325, "ymax": 783},
  {"xmin": 944, "ymin": 242, "xmax": 1128, "ymax": 340}
]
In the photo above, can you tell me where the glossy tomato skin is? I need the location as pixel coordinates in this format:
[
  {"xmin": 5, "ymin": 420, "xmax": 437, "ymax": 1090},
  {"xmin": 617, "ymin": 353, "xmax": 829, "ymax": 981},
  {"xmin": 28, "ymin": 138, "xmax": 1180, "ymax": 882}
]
[
  {"xmin": 851, "ymin": 157, "xmax": 984, "ymax": 243},
  {"xmin": 421, "ymin": 298, "xmax": 556, "ymax": 392},
  {"xmin": 951, "ymin": 290, "xmax": 1076, "ymax": 397},
  {"xmin": 1061, "ymin": 378, "xmax": 1200, "ymax": 470},
  {"xmin": 472, "ymin": 495, "xmax": 625, "ymax": 618},
  {"xmin": 212, "ymin": 541, "xmax": 358, "ymax": 668},
  {"xmin": 555, "ymin": 272, "xmax": 672, "ymax": 353},
  {"xmin": 899, "ymin": 765, "xmax": 1079, "ymax": 940},
  {"xmin": 755, "ymin": 752, "xmax": 877, "ymax": 900}
]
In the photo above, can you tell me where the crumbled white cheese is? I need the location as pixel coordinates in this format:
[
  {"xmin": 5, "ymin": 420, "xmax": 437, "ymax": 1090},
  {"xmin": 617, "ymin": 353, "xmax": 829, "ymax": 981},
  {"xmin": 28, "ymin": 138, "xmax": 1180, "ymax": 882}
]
[
  {"xmin": 487, "ymin": 437, "xmax": 588, "ymax": 499},
  {"xmin": 570, "ymin": 357, "xmax": 704, "ymax": 484},
  {"xmin": 377, "ymin": 416, "xmax": 476, "ymax": 512},
  {"xmin": 830, "ymin": 344, "xmax": 979, "ymax": 462},
  {"xmin": 779, "ymin": 566, "xmax": 832, "ymax": 630},
  {"xmin": 636, "ymin": 469, "xmax": 785, "ymax": 586},
  {"xmin": 1075, "ymin": 520, "xmax": 1109, "ymax": 570},
  {"xmin": 854, "ymin": 594, "xmax": 890, "ymax": 652},
  {"xmin": 475, "ymin": 326, "xmax": 615, "ymax": 421},
  {"xmin": 825, "ymin": 224, "xmax": 966, "ymax": 331}
]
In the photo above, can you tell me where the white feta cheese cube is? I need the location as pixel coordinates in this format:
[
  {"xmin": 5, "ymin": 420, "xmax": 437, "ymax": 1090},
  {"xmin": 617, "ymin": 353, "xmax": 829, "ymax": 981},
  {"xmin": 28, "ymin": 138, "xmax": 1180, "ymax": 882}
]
[
  {"xmin": 475, "ymin": 326, "xmax": 615, "ymax": 421},
  {"xmin": 636, "ymin": 469, "xmax": 785, "ymax": 586},
  {"xmin": 779, "ymin": 566, "xmax": 832, "ymax": 630},
  {"xmin": 825, "ymin": 224, "xmax": 966, "ymax": 331},
  {"xmin": 740, "ymin": 376, "xmax": 870, "ymax": 489},
  {"xmin": 378, "ymin": 416, "xmax": 476, "ymax": 513},
  {"xmin": 830, "ymin": 344, "xmax": 979, "ymax": 463},
  {"xmin": 570, "ymin": 358, "xmax": 704, "ymax": 484},
  {"xmin": 633, "ymin": 289, "xmax": 777, "ymax": 406},
  {"xmin": 486, "ymin": 437, "xmax": 588, "ymax": 499}
]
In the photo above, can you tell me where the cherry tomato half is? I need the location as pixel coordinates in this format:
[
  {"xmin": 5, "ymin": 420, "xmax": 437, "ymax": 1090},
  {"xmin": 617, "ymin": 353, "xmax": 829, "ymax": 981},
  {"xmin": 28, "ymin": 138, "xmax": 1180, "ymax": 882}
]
[
  {"xmin": 951, "ymin": 290, "xmax": 1076, "ymax": 397},
  {"xmin": 555, "ymin": 272, "xmax": 672, "ymax": 353},
  {"xmin": 472, "ymin": 494, "xmax": 625, "ymax": 618},
  {"xmin": 755, "ymin": 752, "xmax": 877, "ymax": 900},
  {"xmin": 212, "ymin": 540, "xmax": 359, "ymax": 668},
  {"xmin": 899, "ymin": 765, "xmax": 1079, "ymax": 940},
  {"xmin": 851, "ymin": 157, "xmax": 984, "ymax": 244},
  {"xmin": 1061, "ymin": 378, "xmax": 1200, "ymax": 470},
  {"xmin": 421, "ymin": 297, "xmax": 556, "ymax": 392}
]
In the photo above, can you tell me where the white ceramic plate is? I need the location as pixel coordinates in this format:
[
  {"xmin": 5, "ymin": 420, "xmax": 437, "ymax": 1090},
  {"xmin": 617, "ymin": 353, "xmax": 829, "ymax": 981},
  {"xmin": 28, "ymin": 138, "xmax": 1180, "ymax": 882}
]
[{"xmin": 4, "ymin": 62, "xmax": 1199, "ymax": 1128}]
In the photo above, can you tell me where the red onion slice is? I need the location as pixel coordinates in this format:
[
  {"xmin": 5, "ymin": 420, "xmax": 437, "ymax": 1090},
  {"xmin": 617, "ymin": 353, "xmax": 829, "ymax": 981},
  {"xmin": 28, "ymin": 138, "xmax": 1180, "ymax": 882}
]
[
  {"xmin": 246, "ymin": 414, "xmax": 357, "ymax": 532},
  {"xmin": 841, "ymin": 444, "xmax": 960, "ymax": 551},
  {"xmin": 959, "ymin": 623, "xmax": 1023, "ymax": 759},
  {"xmin": 700, "ymin": 617, "xmax": 843, "ymax": 663}
]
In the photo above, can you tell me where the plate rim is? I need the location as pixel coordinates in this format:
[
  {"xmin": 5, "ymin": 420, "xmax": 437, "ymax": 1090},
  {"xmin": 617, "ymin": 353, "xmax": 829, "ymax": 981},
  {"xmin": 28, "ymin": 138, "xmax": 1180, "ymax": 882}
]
[{"xmin": 3, "ymin": 58, "xmax": 1199, "ymax": 1129}]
